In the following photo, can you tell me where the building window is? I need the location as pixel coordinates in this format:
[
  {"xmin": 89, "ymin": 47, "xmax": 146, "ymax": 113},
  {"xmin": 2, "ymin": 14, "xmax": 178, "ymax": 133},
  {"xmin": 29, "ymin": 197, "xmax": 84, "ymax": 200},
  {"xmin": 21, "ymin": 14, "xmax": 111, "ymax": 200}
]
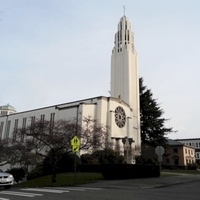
[
  {"xmin": 5, "ymin": 120, "xmax": 11, "ymax": 139},
  {"xmin": 173, "ymin": 156, "xmax": 179, "ymax": 165},
  {"xmin": 13, "ymin": 119, "xmax": 19, "ymax": 141},
  {"xmin": 192, "ymin": 143, "xmax": 195, "ymax": 147},
  {"xmin": 22, "ymin": 118, "xmax": 27, "ymax": 129},
  {"xmin": 185, "ymin": 148, "xmax": 187, "ymax": 154},
  {"xmin": 174, "ymin": 148, "xmax": 178, "ymax": 153},
  {"xmin": 31, "ymin": 116, "xmax": 35, "ymax": 126},
  {"xmin": 0, "ymin": 122, "xmax": 4, "ymax": 138},
  {"xmin": 128, "ymin": 31, "xmax": 129, "ymax": 41},
  {"xmin": 114, "ymin": 106, "xmax": 126, "ymax": 128},
  {"xmin": 14, "ymin": 119, "xmax": 18, "ymax": 131},
  {"xmin": 166, "ymin": 158, "xmax": 170, "ymax": 164},
  {"xmin": 40, "ymin": 114, "xmax": 45, "ymax": 122},
  {"xmin": 196, "ymin": 153, "xmax": 199, "ymax": 159},
  {"xmin": 21, "ymin": 118, "xmax": 27, "ymax": 142},
  {"xmin": 49, "ymin": 113, "xmax": 55, "ymax": 134},
  {"xmin": 1, "ymin": 111, "xmax": 7, "ymax": 116},
  {"xmin": 50, "ymin": 113, "xmax": 55, "ymax": 123}
]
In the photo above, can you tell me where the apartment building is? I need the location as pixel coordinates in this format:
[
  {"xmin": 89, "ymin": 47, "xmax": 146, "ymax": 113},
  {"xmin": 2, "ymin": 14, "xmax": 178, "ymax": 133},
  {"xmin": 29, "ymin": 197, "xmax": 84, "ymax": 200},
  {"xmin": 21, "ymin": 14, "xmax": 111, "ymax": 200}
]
[{"xmin": 163, "ymin": 139, "xmax": 196, "ymax": 166}]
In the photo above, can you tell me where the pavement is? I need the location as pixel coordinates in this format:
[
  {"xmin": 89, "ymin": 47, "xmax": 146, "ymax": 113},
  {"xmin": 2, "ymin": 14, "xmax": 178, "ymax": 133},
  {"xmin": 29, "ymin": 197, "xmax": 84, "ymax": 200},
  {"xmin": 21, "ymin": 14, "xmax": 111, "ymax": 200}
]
[{"xmin": 81, "ymin": 173, "xmax": 200, "ymax": 189}]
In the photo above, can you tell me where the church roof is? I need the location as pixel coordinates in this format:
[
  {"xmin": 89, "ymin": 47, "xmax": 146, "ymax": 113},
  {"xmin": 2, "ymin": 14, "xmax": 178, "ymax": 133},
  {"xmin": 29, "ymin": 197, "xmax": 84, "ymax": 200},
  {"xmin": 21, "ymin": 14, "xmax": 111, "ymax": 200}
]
[{"xmin": 0, "ymin": 104, "xmax": 16, "ymax": 112}]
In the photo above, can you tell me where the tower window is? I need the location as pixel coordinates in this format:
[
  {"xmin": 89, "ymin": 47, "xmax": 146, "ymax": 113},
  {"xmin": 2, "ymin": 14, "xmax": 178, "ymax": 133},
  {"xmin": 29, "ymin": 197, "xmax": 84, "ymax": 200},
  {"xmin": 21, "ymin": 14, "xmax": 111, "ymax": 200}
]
[{"xmin": 128, "ymin": 31, "xmax": 129, "ymax": 41}]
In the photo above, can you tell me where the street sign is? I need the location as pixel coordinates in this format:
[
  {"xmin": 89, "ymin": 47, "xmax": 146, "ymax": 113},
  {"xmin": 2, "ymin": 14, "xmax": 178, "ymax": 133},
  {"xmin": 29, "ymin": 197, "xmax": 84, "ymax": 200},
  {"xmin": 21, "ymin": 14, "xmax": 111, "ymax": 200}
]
[
  {"xmin": 71, "ymin": 136, "xmax": 80, "ymax": 146},
  {"xmin": 72, "ymin": 145, "xmax": 80, "ymax": 152},
  {"xmin": 155, "ymin": 146, "xmax": 165, "ymax": 156},
  {"xmin": 71, "ymin": 136, "xmax": 80, "ymax": 152},
  {"xmin": 155, "ymin": 146, "xmax": 165, "ymax": 176}
]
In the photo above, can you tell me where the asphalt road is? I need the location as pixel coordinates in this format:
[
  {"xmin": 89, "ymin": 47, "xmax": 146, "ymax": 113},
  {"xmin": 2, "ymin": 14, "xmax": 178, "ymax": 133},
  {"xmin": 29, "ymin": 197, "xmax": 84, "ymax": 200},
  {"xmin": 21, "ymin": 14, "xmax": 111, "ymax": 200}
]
[{"xmin": 0, "ymin": 174, "xmax": 200, "ymax": 200}]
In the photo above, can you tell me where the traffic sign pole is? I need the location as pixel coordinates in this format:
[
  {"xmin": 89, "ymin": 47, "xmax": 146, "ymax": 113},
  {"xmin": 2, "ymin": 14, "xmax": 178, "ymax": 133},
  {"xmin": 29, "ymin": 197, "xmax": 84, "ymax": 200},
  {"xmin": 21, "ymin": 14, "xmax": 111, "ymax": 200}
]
[
  {"xmin": 70, "ymin": 136, "xmax": 80, "ymax": 185},
  {"xmin": 155, "ymin": 146, "xmax": 165, "ymax": 176},
  {"xmin": 74, "ymin": 152, "xmax": 76, "ymax": 185}
]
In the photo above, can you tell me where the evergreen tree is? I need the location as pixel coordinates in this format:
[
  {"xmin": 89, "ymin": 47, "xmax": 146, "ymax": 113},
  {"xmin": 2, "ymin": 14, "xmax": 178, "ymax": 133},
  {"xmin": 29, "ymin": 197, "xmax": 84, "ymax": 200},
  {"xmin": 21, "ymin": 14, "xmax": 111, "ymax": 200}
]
[{"xmin": 140, "ymin": 77, "xmax": 173, "ymax": 147}]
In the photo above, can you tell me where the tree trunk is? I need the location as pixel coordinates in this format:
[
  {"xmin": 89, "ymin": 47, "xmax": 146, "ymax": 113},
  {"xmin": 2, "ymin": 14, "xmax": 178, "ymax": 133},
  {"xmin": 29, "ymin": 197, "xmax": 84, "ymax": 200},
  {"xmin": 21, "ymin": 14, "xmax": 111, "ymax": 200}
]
[{"xmin": 51, "ymin": 167, "xmax": 57, "ymax": 183}]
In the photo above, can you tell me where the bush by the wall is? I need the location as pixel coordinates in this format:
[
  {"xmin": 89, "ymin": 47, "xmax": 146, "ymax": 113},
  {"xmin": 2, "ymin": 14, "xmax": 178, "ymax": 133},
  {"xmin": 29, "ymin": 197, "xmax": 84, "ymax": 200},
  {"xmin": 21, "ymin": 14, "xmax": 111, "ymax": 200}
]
[
  {"xmin": 26, "ymin": 165, "xmax": 44, "ymax": 180},
  {"xmin": 101, "ymin": 164, "xmax": 160, "ymax": 179},
  {"xmin": 187, "ymin": 163, "xmax": 200, "ymax": 170},
  {"xmin": 78, "ymin": 163, "xmax": 160, "ymax": 179},
  {"xmin": 78, "ymin": 164, "xmax": 102, "ymax": 173},
  {"xmin": 6, "ymin": 168, "xmax": 26, "ymax": 183}
]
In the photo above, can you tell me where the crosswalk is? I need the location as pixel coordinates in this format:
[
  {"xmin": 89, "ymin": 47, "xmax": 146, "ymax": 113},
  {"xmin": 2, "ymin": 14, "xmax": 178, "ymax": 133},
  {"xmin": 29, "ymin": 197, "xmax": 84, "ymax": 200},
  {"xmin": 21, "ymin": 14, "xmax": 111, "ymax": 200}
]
[{"xmin": 0, "ymin": 186, "xmax": 102, "ymax": 199}]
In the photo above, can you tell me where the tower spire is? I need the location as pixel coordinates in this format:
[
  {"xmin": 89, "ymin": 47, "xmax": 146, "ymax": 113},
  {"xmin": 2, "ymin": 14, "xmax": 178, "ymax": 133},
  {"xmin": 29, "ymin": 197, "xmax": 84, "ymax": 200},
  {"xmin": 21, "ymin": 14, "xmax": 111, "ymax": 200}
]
[{"xmin": 123, "ymin": 5, "xmax": 126, "ymax": 16}]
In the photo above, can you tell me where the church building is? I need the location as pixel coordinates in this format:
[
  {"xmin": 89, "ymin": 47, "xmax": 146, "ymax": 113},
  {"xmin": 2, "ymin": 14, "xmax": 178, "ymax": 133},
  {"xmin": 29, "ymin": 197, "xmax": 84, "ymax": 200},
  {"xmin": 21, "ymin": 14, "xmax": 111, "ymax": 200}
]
[{"xmin": 0, "ymin": 15, "xmax": 140, "ymax": 164}]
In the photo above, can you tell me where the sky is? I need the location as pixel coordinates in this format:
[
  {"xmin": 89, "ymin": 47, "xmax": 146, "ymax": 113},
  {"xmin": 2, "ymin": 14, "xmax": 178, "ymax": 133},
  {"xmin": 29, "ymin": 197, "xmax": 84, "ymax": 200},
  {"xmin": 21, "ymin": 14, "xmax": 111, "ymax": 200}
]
[{"xmin": 0, "ymin": 0, "xmax": 200, "ymax": 140}]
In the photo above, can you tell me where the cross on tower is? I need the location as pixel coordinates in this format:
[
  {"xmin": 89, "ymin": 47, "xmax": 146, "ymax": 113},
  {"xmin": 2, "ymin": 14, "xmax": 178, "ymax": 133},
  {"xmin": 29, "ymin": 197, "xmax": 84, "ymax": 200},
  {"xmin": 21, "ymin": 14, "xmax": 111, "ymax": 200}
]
[{"xmin": 123, "ymin": 5, "xmax": 126, "ymax": 16}]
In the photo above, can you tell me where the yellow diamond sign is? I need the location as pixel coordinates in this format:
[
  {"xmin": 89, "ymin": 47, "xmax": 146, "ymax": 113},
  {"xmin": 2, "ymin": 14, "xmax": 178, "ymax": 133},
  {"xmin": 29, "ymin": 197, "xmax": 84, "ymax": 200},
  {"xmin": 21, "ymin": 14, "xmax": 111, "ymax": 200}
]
[
  {"xmin": 72, "ymin": 145, "xmax": 80, "ymax": 152},
  {"xmin": 71, "ymin": 136, "xmax": 80, "ymax": 152},
  {"xmin": 71, "ymin": 136, "xmax": 80, "ymax": 146}
]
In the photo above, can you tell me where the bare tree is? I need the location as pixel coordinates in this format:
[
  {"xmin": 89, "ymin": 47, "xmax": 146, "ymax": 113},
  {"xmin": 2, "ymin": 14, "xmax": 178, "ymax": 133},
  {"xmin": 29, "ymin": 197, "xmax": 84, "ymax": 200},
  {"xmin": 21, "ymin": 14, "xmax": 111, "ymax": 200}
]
[
  {"xmin": 12, "ymin": 117, "xmax": 111, "ymax": 182},
  {"xmin": 0, "ymin": 138, "xmax": 14, "ymax": 166}
]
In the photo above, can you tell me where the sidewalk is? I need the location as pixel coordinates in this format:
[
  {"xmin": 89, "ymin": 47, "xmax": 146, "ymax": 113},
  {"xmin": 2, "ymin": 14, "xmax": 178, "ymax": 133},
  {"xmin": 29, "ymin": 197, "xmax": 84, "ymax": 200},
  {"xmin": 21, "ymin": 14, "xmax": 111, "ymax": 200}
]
[{"xmin": 81, "ymin": 173, "xmax": 200, "ymax": 189}]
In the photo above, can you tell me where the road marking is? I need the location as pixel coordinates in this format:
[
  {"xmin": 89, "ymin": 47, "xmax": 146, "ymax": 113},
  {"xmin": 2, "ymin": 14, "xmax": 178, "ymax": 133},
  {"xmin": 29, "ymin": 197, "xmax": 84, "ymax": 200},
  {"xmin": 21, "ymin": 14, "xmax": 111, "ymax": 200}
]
[
  {"xmin": 0, "ymin": 198, "xmax": 9, "ymax": 200},
  {"xmin": 0, "ymin": 191, "xmax": 43, "ymax": 197},
  {"xmin": 45, "ymin": 187, "xmax": 85, "ymax": 191},
  {"xmin": 45, "ymin": 186, "xmax": 102, "ymax": 191},
  {"xmin": 77, "ymin": 187, "xmax": 102, "ymax": 190},
  {"xmin": 21, "ymin": 188, "xmax": 68, "ymax": 193}
]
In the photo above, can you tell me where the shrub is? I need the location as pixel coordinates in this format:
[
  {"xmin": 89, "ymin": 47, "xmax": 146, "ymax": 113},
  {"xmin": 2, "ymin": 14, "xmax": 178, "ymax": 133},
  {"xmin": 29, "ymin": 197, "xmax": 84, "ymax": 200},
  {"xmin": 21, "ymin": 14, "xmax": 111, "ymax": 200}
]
[
  {"xmin": 57, "ymin": 153, "xmax": 81, "ymax": 173},
  {"xmin": 81, "ymin": 148, "xmax": 125, "ymax": 164},
  {"xmin": 187, "ymin": 163, "xmax": 199, "ymax": 170},
  {"xmin": 101, "ymin": 164, "xmax": 160, "ymax": 179},
  {"xmin": 6, "ymin": 167, "xmax": 26, "ymax": 183},
  {"xmin": 26, "ymin": 165, "xmax": 44, "ymax": 180}
]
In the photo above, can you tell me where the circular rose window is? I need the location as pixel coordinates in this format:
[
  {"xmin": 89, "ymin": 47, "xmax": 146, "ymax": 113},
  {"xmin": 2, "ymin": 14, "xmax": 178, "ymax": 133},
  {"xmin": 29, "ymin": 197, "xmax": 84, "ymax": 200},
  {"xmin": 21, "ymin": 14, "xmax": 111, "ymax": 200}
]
[{"xmin": 115, "ymin": 106, "xmax": 126, "ymax": 128}]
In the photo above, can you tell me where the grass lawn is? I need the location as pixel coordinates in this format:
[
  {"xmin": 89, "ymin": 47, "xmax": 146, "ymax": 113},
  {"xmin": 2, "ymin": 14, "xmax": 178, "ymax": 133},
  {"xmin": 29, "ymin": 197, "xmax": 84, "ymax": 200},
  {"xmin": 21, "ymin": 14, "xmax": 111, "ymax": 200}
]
[
  {"xmin": 162, "ymin": 169, "xmax": 200, "ymax": 175},
  {"xmin": 14, "ymin": 172, "xmax": 104, "ymax": 188},
  {"xmin": 156, "ymin": 169, "xmax": 200, "ymax": 177},
  {"xmin": 14, "ymin": 169, "xmax": 200, "ymax": 188}
]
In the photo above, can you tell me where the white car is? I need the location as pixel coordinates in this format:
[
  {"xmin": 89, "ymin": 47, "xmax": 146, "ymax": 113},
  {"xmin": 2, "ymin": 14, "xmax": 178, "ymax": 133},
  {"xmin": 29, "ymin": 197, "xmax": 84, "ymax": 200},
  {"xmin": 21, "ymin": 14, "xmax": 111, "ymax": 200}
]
[{"xmin": 0, "ymin": 169, "xmax": 14, "ymax": 189}]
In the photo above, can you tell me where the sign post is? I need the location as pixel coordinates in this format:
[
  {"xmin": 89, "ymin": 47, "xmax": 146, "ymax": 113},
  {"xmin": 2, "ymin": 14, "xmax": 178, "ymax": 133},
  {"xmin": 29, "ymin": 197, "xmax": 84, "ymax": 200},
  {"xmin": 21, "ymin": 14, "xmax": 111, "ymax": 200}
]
[
  {"xmin": 155, "ymin": 146, "xmax": 165, "ymax": 176},
  {"xmin": 71, "ymin": 136, "xmax": 80, "ymax": 185}
]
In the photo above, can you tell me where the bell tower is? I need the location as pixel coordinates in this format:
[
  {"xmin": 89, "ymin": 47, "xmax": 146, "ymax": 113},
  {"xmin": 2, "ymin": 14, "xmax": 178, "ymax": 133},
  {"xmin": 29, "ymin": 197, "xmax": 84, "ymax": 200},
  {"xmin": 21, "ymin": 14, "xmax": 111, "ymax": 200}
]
[{"xmin": 110, "ymin": 16, "xmax": 140, "ymax": 155}]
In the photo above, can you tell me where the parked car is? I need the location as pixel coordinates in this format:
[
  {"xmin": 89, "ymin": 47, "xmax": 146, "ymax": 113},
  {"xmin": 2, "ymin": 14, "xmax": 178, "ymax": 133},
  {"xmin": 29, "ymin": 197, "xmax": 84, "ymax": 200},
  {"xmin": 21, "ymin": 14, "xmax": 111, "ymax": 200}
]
[{"xmin": 0, "ymin": 169, "xmax": 14, "ymax": 189}]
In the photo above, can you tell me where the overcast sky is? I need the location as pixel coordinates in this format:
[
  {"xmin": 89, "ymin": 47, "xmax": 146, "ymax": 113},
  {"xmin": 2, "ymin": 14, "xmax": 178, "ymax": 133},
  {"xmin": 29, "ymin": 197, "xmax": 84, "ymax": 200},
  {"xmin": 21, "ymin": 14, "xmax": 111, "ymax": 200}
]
[{"xmin": 0, "ymin": 0, "xmax": 199, "ymax": 139}]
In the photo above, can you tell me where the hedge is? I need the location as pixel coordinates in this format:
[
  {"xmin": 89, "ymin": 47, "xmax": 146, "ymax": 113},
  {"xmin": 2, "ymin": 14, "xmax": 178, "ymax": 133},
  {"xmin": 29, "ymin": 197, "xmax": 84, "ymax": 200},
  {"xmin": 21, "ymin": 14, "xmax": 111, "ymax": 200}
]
[{"xmin": 78, "ymin": 164, "xmax": 160, "ymax": 179}]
